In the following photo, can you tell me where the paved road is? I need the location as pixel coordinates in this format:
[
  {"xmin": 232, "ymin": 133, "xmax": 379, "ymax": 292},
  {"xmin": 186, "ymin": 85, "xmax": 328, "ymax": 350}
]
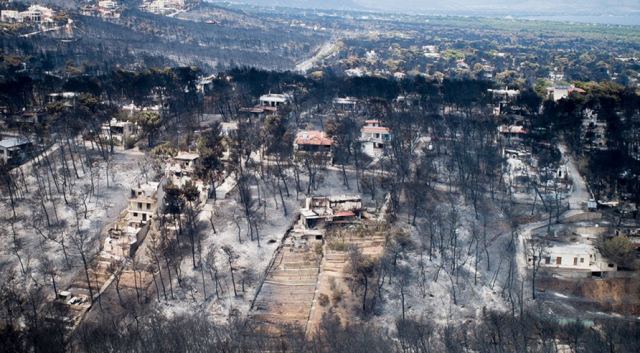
[
  {"xmin": 515, "ymin": 143, "xmax": 591, "ymax": 293},
  {"xmin": 559, "ymin": 144, "xmax": 591, "ymax": 210},
  {"xmin": 295, "ymin": 39, "xmax": 339, "ymax": 73}
]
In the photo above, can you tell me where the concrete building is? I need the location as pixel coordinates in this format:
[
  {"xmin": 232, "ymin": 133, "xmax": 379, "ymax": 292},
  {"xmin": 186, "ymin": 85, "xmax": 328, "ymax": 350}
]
[
  {"xmin": 498, "ymin": 125, "xmax": 528, "ymax": 139},
  {"xmin": 21, "ymin": 5, "xmax": 55, "ymax": 24},
  {"xmin": 144, "ymin": 0, "xmax": 185, "ymax": 15},
  {"xmin": 1, "ymin": 5, "xmax": 55, "ymax": 24},
  {"xmin": 127, "ymin": 182, "xmax": 160, "ymax": 226},
  {"xmin": 259, "ymin": 93, "xmax": 291, "ymax": 108},
  {"xmin": 528, "ymin": 242, "xmax": 618, "ymax": 274},
  {"xmin": 299, "ymin": 195, "xmax": 363, "ymax": 230},
  {"xmin": 332, "ymin": 97, "xmax": 358, "ymax": 111},
  {"xmin": 360, "ymin": 120, "xmax": 391, "ymax": 159},
  {"xmin": 547, "ymin": 85, "xmax": 586, "ymax": 102},
  {"xmin": 1, "ymin": 10, "xmax": 22, "ymax": 23},
  {"xmin": 168, "ymin": 152, "xmax": 199, "ymax": 179},
  {"xmin": 527, "ymin": 241, "xmax": 618, "ymax": 276},
  {"xmin": 101, "ymin": 118, "xmax": 138, "ymax": 146},
  {"xmin": 0, "ymin": 136, "xmax": 32, "ymax": 165},
  {"xmin": 97, "ymin": 0, "xmax": 121, "ymax": 18},
  {"xmin": 121, "ymin": 102, "xmax": 162, "ymax": 118}
]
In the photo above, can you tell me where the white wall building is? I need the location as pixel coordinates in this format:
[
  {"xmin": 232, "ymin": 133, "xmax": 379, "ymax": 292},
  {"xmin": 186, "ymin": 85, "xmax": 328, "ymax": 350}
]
[
  {"xmin": 360, "ymin": 120, "xmax": 391, "ymax": 159},
  {"xmin": 101, "ymin": 118, "xmax": 138, "ymax": 146},
  {"xmin": 127, "ymin": 182, "xmax": 160, "ymax": 226},
  {"xmin": 0, "ymin": 137, "xmax": 32, "ymax": 165},
  {"xmin": 1, "ymin": 10, "xmax": 22, "ymax": 23},
  {"xmin": 259, "ymin": 93, "xmax": 291, "ymax": 108},
  {"xmin": 528, "ymin": 242, "xmax": 618, "ymax": 273}
]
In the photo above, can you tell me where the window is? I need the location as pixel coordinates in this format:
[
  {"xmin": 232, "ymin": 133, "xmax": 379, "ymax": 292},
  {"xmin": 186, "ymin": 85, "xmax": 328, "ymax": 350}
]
[
  {"xmin": 608, "ymin": 264, "xmax": 615, "ymax": 268},
  {"xmin": 556, "ymin": 257, "xmax": 562, "ymax": 265},
  {"xmin": 133, "ymin": 212, "xmax": 138, "ymax": 217},
  {"xmin": 138, "ymin": 202, "xmax": 142, "ymax": 209},
  {"xmin": 545, "ymin": 257, "xmax": 551, "ymax": 264},
  {"xmin": 580, "ymin": 258, "xmax": 584, "ymax": 263},
  {"xmin": 574, "ymin": 257, "xmax": 578, "ymax": 265},
  {"xmin": 147, "ymin": 203, "xmax": 151, "ymax": 210}
]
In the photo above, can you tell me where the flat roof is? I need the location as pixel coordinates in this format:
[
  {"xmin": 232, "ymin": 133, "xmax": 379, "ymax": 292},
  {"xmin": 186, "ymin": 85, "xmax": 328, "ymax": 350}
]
[
  {"xmin": 259, "ymin": 93, "xmax": 290, "ymax": 102},
  {"xmin": 0, "ymin": 137, "xmax": 30, "ymax": 149},
  {"xmin": 175, "ymin": 152, "xmax": 199, "ymax": 161}
]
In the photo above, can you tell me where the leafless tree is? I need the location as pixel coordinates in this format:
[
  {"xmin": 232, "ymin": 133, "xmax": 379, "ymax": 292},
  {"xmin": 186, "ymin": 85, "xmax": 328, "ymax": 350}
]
[
  {"xmin": 528, "ymin": 238, "xmax": 549, "ymax": 300},
  {"xmin": 222, "ymin": 246, "xmax": 238, "ymax": 297},
  {"xmin": 107, "ymin": 259, "xmax": 125, "ymax": 306},
  {"xmin": 69, "ymin": 230, "xmax": 95, "ymax": 303}
]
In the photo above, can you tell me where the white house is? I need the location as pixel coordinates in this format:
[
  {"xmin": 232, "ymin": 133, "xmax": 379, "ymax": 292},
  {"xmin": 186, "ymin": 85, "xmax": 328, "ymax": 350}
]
[
  {"xmin": 220, "ymin": 122, "xmax": 238, "ymax": 136},
  {"xmin": 144, "ymin": 0, "xmax": 185, "ymax": 14},
  {"xmin": 0, "ymin": 137, "xmax": 32, "ymax": 165},
  {"xmin": 259, "ymin": 93, "xmax": 291, "ymax": 108},
  {"xmin": 528, "ymin": 242, "xmax": 617, "ymax": 273},
  {"xmin": 101, "ymin": 118, "xmax": 138, "ymax": 146},
  {"xmin": 332, "ymin": 97, "xmax": 358, "ymax": 111},
  {"xmin": 547, "ymin": 85, "xmax": 586, "ymax": 102},
  {"xmin": 169, "ymin": 151, "xmax": 199, "ymax": 178},
  {"xmin": 97, "ymin": 0, "xmax": 121, "ymax": 18},
  {"xmin": 360, "ymin": 120, "xmax": 391, "ymax": 159},
  {"xmin": 21, "ymin": 5, "xmax": 55, "ymax": 24},
  {"xmin": 1, "ymin": 10, "xmax": 22, "ymax": 23},
  {"xmin": 98, "ymin": 1, "xmax": 118, "ymax": 10},
  {"xmin": 127, "ymin": 182, "xmax": 160, "ymax": 226}
]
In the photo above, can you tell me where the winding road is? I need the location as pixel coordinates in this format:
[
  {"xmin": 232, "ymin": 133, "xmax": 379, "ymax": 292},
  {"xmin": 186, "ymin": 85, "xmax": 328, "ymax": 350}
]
[{"xmin": 295, "ymin": 39, "xmax": 340, "ymax": 73}]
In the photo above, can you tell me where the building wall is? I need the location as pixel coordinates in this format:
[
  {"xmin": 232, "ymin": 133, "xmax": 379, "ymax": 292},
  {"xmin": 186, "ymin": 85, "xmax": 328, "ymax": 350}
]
[
  {"xmin": 128, "ymin": 198, "xmax": 157, "ymax": 224},
  {"xmin": 533, "ymin": 251, "xmax": 618, "ymax": 272}
]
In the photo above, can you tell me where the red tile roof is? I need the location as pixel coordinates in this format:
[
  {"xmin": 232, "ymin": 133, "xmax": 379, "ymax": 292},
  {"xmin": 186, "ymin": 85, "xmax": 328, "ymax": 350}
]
[
  {"xmin": 334, "ymin": 211, "xmax": 356, "ymax": 217},
  {"xmin": 295, "ymin": 131, "xmax": 333, "ymax": 146},
  {"xmin": 362, "ymin": 126, "xmax": 390, "ymax": 134}
]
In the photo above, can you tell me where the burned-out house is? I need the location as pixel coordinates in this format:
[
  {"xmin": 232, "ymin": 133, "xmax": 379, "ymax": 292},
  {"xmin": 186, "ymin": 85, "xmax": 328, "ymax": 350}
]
[
  {"xmin": 299, "ymin": 195, "xmax": 363, "ymax": 230},
  {"xmin": 0, "ymin": 136, "xmax": 32, "ymax": 165},
  {"xmin": 101, "ymin": 118, "xmax": 138, "ymax": 147},
  {"xmin": 127, "ymin": 182, "xmax": 160, "ymax": 226}
]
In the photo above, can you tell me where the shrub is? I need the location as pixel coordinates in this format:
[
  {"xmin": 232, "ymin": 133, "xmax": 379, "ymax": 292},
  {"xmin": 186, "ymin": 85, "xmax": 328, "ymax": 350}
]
[{"xmin": 318, "ymin": 293, "xmax": 330, "ymax": 307}]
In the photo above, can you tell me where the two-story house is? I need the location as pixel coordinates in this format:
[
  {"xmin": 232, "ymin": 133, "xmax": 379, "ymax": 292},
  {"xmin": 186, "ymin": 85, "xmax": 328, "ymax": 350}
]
[
  {"xmin": 127, "ymin": 182, "xmax": 160, "ymax": 226},
  {"xmin": 360, "ymin": 120, "xmax": 391, "ymax": 159}
]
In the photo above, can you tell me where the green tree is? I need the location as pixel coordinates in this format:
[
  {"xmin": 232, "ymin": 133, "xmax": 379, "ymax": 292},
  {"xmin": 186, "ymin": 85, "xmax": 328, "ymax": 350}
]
[
  {"xmin": 196, "ymin": 122, "xmax": 224, "ymax": 200},
  {"xmin": 163, "ymin": 182, "xmax": 185, "ymax": 235},
  {"xmin": 135, "ymin": 111, "xmax": 162, "ymax": 147},
  {"xmin": 597, "ymin": 236, "xmax": 637, "ymax": 269}
]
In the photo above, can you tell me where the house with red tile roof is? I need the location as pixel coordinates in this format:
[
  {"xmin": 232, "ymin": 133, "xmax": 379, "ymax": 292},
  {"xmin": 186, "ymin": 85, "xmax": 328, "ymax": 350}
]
[{"xmin": 294, "ymin": 130, "xmax": 333, "ymax": 163}]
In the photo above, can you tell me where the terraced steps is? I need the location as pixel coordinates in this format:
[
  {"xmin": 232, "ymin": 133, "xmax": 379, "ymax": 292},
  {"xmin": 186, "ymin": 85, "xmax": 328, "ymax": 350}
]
[{"xmin": 250, "ymin": 237, "xmax": 322, "ymax": 333}]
